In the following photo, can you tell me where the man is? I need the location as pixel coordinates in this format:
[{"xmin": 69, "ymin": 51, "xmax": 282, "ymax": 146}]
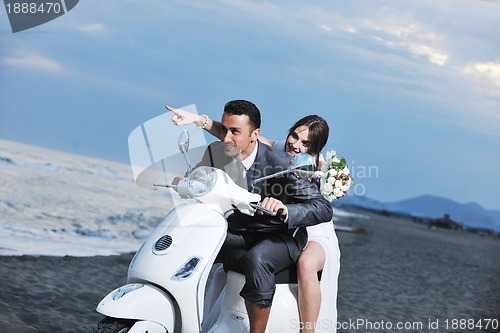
[{"xmin": 197, "ymin": 100, "xmax": 332, "ymax": 333}]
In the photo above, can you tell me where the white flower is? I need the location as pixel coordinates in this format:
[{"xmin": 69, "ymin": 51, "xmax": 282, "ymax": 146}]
[
  {"xmin": 318, "ymin": 150, "xmax": 352, "ymax": 201},
  {"xmin": 326, "ymin": 150, "xmax": 336, "ymax": 161},
  {"xmin": 321, "ymin": 182, "xmax": 333, "ymax": 195}
]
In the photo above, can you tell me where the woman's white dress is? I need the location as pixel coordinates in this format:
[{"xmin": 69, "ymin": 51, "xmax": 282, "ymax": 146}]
[
  {"xmin": 202, "ymin": 142, "xmax": 341, "ymax": 332},
  {"xmin": 305, "ymin": 221, "xmax": 340, "ymax": 332}
]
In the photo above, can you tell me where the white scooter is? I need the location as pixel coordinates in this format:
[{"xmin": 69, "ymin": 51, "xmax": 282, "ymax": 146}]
[{"xmin": 93, "ymin": 113, "xmax": 316, "ymax": 333}]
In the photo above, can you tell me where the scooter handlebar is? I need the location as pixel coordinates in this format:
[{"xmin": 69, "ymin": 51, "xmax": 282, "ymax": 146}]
[
  {"xmin": 249, "ymin": 203, "xmax": 287, "ymax": 221},
  {"xmin": 249, "ymin": 202, "xmax": 275, "ymax": 216}
]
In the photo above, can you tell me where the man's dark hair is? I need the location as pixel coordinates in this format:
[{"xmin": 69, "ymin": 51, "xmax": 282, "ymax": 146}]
[{"xmin": 223, "ymin": 100, "xmax": 261, "ymax": 130}]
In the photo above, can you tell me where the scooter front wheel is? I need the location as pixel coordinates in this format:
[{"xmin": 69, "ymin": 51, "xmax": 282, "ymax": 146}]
[{"xmin": 93, "ymin": 317, "xmax": 135, "ymax": 333}]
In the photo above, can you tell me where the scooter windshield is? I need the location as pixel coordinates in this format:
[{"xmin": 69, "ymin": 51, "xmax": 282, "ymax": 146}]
[{"xmin": 128, "ymin": 105, "xmax": 212, "ymax": 188}]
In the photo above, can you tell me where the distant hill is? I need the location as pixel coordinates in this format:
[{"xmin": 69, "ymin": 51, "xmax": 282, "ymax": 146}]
[{"xmin": 334, "ymin": 194, "xmax": 500, "ymax": 233}]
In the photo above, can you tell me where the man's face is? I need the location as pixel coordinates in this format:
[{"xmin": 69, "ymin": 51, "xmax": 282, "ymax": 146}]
[{"xmin": 221, "ymin": 113, "xmax": 260, "ymax": 159}]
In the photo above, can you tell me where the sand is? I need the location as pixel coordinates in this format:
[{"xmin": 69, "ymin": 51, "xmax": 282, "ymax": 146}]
[
  {"xmin": 1, "ymin": 208, "xmax": 499, "ymax": 333},
  {"xmin": 336, "ymin": 209, "xmax": 500, "ymax": 333},
  {"xmin": 0, "ymin": 254, "xmax": 133, "ymax": 333}
]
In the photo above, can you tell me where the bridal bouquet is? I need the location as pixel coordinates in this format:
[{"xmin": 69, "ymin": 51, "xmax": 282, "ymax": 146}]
[{"xmin": 319, "ymin": 150, "xmax": 352, "ymax": 201}]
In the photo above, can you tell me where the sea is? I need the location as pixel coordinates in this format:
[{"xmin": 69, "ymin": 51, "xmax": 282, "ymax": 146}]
[{"xmin": 0, "ymin": 139, "xmax": 364, "ymax": 256}]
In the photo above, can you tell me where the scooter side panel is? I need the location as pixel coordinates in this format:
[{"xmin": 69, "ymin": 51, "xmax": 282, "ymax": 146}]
[
  {"xmin": 267, "ymin": 283, "xmax": 300, "ymax": 333},
  {"xmin": 127, "ymin": 203, "xmax": 227, "ymax": 333},
  {"xmin": 127, "ymin": 204, "xmax": 225, "ymax": 285},
  {"xmin": 206, "ymin": 271, "xmax": 249, "ymax": 333},
  {"xmin": 205, "ymin": 272, "xmax": 300, "ymax": 333},
  {"xmin": 96, "ymin": 284, "xmax": 174, "ymax": 333}
]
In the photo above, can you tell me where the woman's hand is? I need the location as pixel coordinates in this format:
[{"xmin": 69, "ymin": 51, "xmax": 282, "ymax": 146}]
[{"xmin": 166, "ymin": 105, "xmax": 205, "ymax": 127}]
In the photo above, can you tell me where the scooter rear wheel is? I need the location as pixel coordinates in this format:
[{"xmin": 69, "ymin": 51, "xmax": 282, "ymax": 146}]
[{"xmin": 93, "ymin": 317, "xmax": 135, "ymax": 333}]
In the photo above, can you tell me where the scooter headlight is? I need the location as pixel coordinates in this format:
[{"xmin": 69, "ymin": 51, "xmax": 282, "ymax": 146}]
[{"xmin": 187, "ymin": 167, "xmax": 217, "ymax": 197}]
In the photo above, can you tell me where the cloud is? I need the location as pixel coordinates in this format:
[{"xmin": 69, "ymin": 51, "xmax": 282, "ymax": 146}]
[
  {"xmin": 365, "ymin": 20, "xmax": 421, "ymax": 37},
  {"xmin": 2, "ymin": 54, "xmax": 64, "ymax": 73},
  {"xmin": 342, "ymin": 26, "xmax": 358, "ymax": 34},
  {"xmin": 359, "ymin": 18, "xmax": 449, "ymax": 66},
  {"xmin": 183, "ymin": 0, "xmax": 449, "ymax": 66},
  {"xmin": 80, "ymin": 23, "xmax": 107, "ymax": 33},
  {"xmin": 320, "ymin": 24, "xmax": 332, "ymax": 32},
  {"xmin": 463, "ymin": 61, "xmax": 500, "ymax": 88},
  {"xmin": 405, "ymin": 43, "xmax": 448, "ymax": 66}
]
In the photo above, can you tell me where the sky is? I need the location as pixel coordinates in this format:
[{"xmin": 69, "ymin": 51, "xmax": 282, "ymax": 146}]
[{"xmin": 1, "ymin": 0, "xmax": 500, "ymax": 210}]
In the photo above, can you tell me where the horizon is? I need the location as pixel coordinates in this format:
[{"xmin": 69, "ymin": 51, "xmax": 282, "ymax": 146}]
[
  {"xmin": 1, "ymin": 0, "xmax": 500, "ymax": 211},
  {"xmin": 2, "ymin": 136, "xmax": 498, "ymax": 215}
]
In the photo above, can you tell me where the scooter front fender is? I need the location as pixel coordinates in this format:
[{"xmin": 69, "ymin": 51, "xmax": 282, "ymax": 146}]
[
  {"xmin": 129, "ymin": 320, "xmax": 167, "ymax": 333},
  {"xmin": 96, "ymin": 283, "xmax": 175, "ymax": 333}
]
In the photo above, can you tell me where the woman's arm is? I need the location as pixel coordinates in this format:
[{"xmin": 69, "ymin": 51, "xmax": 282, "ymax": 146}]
[
  {"xmin": 166, "ymin": 106, "xmax": 277, "ymax": 148},
  {"xmin": 318, "ymin": 153, "xmax": 325, "ymax": 170},
  {"xmin": 258, "ymin": 135, "xmax": 276, "ymax": 148},
  {"xmin": 166, "ymin": 106, "xmax": 226, "ymax": 140}
]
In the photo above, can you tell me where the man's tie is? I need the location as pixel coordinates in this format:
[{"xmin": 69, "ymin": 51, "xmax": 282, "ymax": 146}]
[{"xmin": 228, "ymin": 159, "xmax": 247, "ymax": 189}]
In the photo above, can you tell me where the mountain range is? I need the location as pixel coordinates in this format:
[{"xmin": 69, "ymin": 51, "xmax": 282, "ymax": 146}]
[{"xmin": 334, "ymin": 194, "xmax": 500, "ymax": 233}]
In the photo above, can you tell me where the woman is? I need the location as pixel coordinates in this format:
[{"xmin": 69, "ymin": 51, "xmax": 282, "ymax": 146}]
[{"xmin": 167, "ymin": 106, "xmax": 340, "ymax": 333}]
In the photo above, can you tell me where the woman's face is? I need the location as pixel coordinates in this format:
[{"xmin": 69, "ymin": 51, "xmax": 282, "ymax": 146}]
[{"xmin": 286, "ymin": 125, "xmax": 311, "ymax": 156}]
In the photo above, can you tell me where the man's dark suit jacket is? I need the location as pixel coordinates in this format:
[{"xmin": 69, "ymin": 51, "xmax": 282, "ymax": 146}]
[{"xmin": 196, "ymin": 140, "xmax": 333, "ymax": 251}]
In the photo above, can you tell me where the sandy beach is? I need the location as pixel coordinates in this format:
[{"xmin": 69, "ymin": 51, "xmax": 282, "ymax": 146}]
[
  {"xmin": 1, "ymin": 208, "xmax": 498, "ymax": 333},
  {"xmin": 335, "ymin": 209, "xmax": 499, "ymax": 333}
]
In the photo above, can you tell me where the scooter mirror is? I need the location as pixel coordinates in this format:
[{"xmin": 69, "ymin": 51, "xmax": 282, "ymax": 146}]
[
  {"xmin": 178, "ymin": 129, "xmax": 190, "ymax": 153},
  {"xmin": 251, "ymin": 153, "xmax": 316, "ymax": 188},
  {"xmin": 178, "ymin": 129, "xmax": 192, "ymax": 174},
  {"xmin": 290, "ymin": 153, "xmax": 316, "ymax": 179}
]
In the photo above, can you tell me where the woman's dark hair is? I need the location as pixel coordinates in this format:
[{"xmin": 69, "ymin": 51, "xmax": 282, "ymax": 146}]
[
  {"xmin": 223, "ymin": 100, "xmax": 261, "ymax": 131},
  {"xmin": 287, "ymin": 115, "xmax": 329, "ymax": 165}
]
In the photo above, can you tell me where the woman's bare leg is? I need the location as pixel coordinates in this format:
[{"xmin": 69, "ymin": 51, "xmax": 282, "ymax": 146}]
[{"xmin": 297, "ymin": 241, "xmax": 326, "ymax": 333}]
